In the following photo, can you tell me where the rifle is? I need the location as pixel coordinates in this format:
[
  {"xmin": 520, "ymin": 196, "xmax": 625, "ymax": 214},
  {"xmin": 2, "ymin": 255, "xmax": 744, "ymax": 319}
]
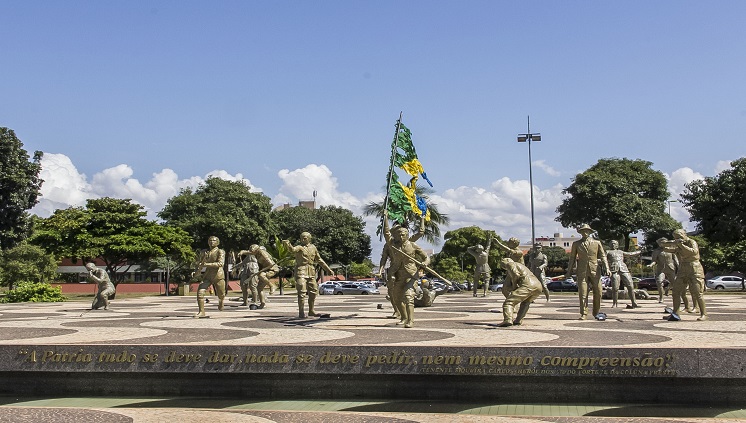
[{"xmin": 389, "ymin": 245, "xmax": 452, "ymax": 286}]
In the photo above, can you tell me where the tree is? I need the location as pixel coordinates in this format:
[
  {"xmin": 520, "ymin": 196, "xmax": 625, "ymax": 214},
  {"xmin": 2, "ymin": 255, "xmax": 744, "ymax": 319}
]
[
  {"xmin": 429, "ymin": 255, "xmax": 470, "ymax": 283},
  {"xmin": 32, "ymin": 198, "xmax": 194, "ymax": 278},
  {"xmin": 556, "ymin": 158, "xmax": 671, "ymax": 250},
  {"xmin": 430, "ymin": 226, "xmax": 506, "ymax": 280},
  {"xmin": 685, "ymin": 231, "xmax": 746, "ymax": 274},
  {"xmin": 158, "ymin": 177, "xmax": 275, "ymax": 253},
  {"xmin": 0, "ymin": 128, "xmax": 43, "ymax": 250},
  {"xmin": 542, "ymin": 246, "xmax": 570, "ymax": 275},
  {"xmin": 641, "ymin": 221, "xmax": 683, "ymax": 250},
  {"xmin": 272, "ymin": 205, "xmax": 371, "ymax": 265},
  {"xmin": 681, "ymin": 158, "xmax": 746, "ymax": 244},
  {"xmin": 363, "ymin": 184, "xmax": 449, "ymax": 244},
  {"xmin": 0, "ymin": 242, "xmax": 57, "ymax": 289},
  {"xmin": 349, "ymin": 260, "xmax": 374, "ymax": 278},
  {"xmin": 678, "ymin": 158, "xmax": 746, "ymax": 273}
]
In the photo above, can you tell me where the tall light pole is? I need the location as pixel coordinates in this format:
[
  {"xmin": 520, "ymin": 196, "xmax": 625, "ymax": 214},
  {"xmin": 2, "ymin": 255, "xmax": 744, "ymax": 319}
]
[{"xmin": 518, "ymin": 116, "xmax": 541, "ymax": 247}]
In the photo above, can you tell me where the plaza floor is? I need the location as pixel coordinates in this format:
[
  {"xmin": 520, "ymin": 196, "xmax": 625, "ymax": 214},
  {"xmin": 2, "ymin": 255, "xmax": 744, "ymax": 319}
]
[{"xmin": 1, "ymin": 289, "xmax": 745, "ymax": 422}]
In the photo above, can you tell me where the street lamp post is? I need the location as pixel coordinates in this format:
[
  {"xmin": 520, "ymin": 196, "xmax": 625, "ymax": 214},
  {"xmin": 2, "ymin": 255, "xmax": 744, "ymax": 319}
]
[{"xmin": 517, "ymin": 116, "xmax": 541, "ymax": 247}]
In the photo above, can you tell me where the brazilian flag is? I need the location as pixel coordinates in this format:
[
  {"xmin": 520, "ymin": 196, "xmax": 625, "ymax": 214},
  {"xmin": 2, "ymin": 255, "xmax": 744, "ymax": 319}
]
[
  {"xmin": 393, "ymin": 124, "xmax": 433, "ymax": 187},
  {"xmin": 385, "ymin": 122, "xmax": 432, "ymax": 225}
]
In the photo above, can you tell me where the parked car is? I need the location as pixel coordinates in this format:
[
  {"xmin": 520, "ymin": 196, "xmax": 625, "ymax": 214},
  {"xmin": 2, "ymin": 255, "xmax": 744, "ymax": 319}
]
[
  {"xmin": 706, "ymin": 275, "xmax": 745, "ymax": 291},
  {"xmin": 430, "ymin": 280, "xmax": 450, "ymax": 293},
  {"xmin": 319, "ymin": 281, "xmax": 339, "ymax": 295},
  {"xmin": 636, "ymin": 277, "xmax": 668, "ymax": 291},
  {"xmin": 546, "ymin": 280, "xmax": 578, "ymax": 292},
  {"xmin": 333, "ymin": 283, "xmax": 380, "ymax": 295},
  {"xmin": 550, "ymin": 275, "xmax": 575, "ymax": 283},
  {"xmin": 488, "ymin": 283, "xmax": 503, "ymax": 292}
]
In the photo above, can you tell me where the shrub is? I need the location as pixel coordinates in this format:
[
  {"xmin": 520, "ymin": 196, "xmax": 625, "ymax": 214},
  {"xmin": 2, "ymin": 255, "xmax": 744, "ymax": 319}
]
[
  {"xmin": 1, "ymin": 282, "xmax": 65, "ymax": 303},
  {"xmin": 0, "ymin": 243, "xmax": 58, "ymax": 289}
]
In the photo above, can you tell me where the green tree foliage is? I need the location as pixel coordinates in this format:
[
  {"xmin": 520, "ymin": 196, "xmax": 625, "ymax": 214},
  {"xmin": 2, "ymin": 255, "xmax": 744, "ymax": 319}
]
[
  {"xmin": 430, "ymin": 226, "xmax": 505, "ymax": 280},
  {"xmin": 688, "ymin": 235, "xmax": 746, "ymax": 274},
  {"xmin": 264, "ymin": 235, "xmax": 294, "ymax": 270},
  {"xmin": 1, "ymin": 282, "xmax": 65, "ymax": 303},
  {"xmin": 681, "ymin": 158, "xmax": 746, "ymax": 244},
  {"xmin": 714, "ymin": 241, "xmax": 746, "ymax": 273},
  {"xmin": 0, "ymin": 242, "xmax": 58, "ymax": 289},
  {"xmin": 158, "ymin": 177, "xmax": 274, "ymax": 253},
  {"xmin": 429, "ymin": 255, "xmax": 470, "ymax": 283},
  {"xmin": 144, "ymin": 256, "xmax": 193, "ymax": 285},
  {"xmin": 556, "ymin": 158, "xmax": 672, "ymax": 250},
  {"xmin": 363, "ymin": 185, "xmax": 449, "ymax": 244},
  {"xmin": 0, "ymin": 128, "xmax": 43, "ymax": 250},
  {"xmin": 349, "ymin": 260, "xmax": 374, "ymax": 278},
  {"xmin": 542, "ymin": 246, "xmax": 570, "ymax": 274},
  {"xmin": 679, "ymin": 159, "xmax": 746, "ymax": 272},
  {"xmin": 272, "ymin": 205, "xmax": 371, "ymax": 265},
  {"xmin": 263, "ymin": 235, "xmax": 295, "ymax": 289},
  {"xmin": 32, "ymin": 198, "xmax": 194, "ymax": 278}
]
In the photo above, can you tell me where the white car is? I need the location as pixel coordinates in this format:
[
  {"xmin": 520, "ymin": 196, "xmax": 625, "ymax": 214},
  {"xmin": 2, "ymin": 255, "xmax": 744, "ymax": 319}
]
[
  {"xmin": 706, "ymin": 275, "xmax": 744, "ymax": 291},
  {"xmin": 333, "ymin": 283, "xmax": 380, "ymax": 295},
  {"xmin": 319, "ymin": 281, "xmax": 339, "ymax": 295}
]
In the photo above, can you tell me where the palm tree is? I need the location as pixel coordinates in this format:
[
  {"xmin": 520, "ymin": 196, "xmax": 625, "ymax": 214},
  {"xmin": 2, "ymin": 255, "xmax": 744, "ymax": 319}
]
[
  {"xmin": 264, "ymin": 236, "xmax": 295, "ymax": 294},
  {"xmin": 363, "ymin": 184, "xmax": 449, "ymax": 244}
]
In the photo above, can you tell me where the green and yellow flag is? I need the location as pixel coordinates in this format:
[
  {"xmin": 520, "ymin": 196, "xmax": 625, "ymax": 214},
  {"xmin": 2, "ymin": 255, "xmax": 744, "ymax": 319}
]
[
  {"xmin": 393, "ymin": 124, "xmax": 433, "ymax": 187},
  {"xmin": 384, "ymin": 119, "xmax": 432, "ymax": 225}
]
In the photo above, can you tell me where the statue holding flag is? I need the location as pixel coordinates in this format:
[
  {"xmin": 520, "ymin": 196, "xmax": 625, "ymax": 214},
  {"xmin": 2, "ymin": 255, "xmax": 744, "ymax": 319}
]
[
  {"xmin": 379, "ymin": 211, "xmax": 426, "ymax": 319},
  {"xmin": 376, "ymin": 115, "xmax": 439, "ymax": 328},
  {"xmin": 378, "ymin": 220, "xmax": 430, "ymax": 328}
]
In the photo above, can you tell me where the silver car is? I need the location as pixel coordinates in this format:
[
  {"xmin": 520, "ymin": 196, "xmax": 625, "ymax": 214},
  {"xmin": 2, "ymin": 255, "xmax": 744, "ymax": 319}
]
[
  {"xmin": 706, "ymin": 275, "xmax": 744, "ymax": 291},
  {"xmin": 319, "ymin": 281, "xmax": 339, "ymax": 295},
  {"xmin": 333, "ymin": 283, "xmax": 380, "ymax": 295}
]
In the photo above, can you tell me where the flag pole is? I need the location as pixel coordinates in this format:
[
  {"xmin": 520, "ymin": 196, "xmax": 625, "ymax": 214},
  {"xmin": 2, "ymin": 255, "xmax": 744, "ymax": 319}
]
[{"xmin": 381, "ymin": 111, "xmax": 403, "ymax": 239}]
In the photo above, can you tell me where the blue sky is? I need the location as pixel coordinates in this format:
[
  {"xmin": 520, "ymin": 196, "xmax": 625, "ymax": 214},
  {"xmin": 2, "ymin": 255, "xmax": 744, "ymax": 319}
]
[{"xmin": 2, "ymin": 1, "xmax": 745, "ymax": 254}]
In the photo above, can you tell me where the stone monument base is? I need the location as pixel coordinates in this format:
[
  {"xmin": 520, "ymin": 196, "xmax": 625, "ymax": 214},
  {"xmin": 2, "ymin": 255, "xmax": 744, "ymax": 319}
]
[{"xmin": 2, "ymin": 344, "xmax": 744, "ymax": 406}]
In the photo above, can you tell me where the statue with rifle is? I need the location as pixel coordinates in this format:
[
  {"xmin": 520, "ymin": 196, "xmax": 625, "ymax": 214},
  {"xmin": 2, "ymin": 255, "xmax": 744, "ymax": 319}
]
[{"xmin": 377, "ymin": 221, "xmax": 432, "ymax": 328}]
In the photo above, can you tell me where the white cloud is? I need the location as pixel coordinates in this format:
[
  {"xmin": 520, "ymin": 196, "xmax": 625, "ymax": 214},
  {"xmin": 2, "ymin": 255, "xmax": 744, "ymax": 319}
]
[
  {"xmin": 664, "ymin": 167, "xmax": 705, "ymax": 229},
  {"xmin": 31, "ymin": 153, "xmax": 92, "ymax": 217},
  {"xmin": 667, "ymin": 167, "xmax": 704, "ymax": 199},
  {"xmin": 533, "ymin": 159, "xmax": 561, "ymax": 177},
  {"xmin": 31, "ymin": 153, "xmax": 259, "ymax": 219},
  {"xmin": 275, "ymin": 164, "xmax": 362, "ymax": 212},
  {"xmin": 31, "ymin": 154, "xmax": 728, "ymax": 256},
  {"xmin": 274, "ymin": 164, "xmax": 388, "ymax": 254},
  {"xmin": 435, "ymin": 178, "xmax": 567, "ymax": 244},
  {"xmin": 714, "ymin": 160, "xmax": 733, "ymax": 174}
]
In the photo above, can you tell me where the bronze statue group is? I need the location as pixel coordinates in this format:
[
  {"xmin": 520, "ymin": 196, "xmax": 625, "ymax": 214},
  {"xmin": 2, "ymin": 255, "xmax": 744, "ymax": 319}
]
[
  {"xmin": 191, "ymin": 233, "xmax": 333, "ymax": 319},
  {"xmin": 88, "ymin": 223, "xmax": 707, "ymax": 326}
]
